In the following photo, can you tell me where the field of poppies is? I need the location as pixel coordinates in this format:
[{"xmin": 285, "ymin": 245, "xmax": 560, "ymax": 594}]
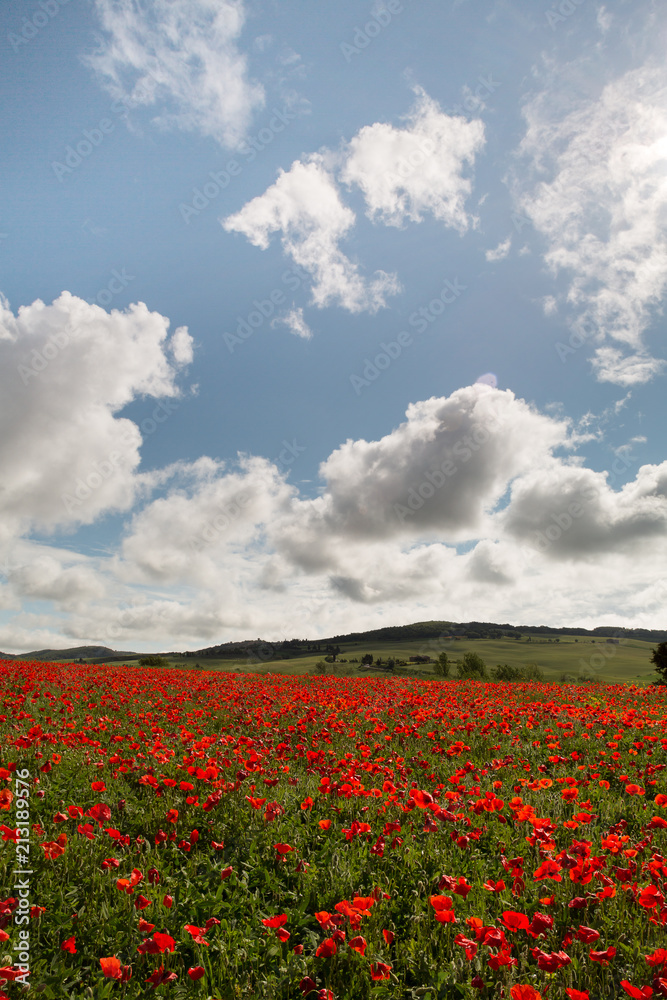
[{"xmin": 1, "ymin": 660, "xmax": 667, "ymax": 999}]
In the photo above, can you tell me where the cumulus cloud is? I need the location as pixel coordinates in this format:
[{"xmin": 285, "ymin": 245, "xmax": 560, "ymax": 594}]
[
  {"xmin": 270, "ymin": 385, "xmax": 570, "ymax": 570},
  {"xmin": 341, "ymin": 88, "xmax": 485, "ymax": 231},
  {"xmin": 515, "ymin": 63, "xmax": 667, "ymax": 383},
  {"xmin": 86, "ymin": 0, "xmax": 264, "ymax": 148},
  {"xmin": 501, "ymin": 460, "xmax": 667, "ymax": 559},
  {"xmin": 223, "ymin": 156, "xmax": 401, "ymax": 313},
  {"xmin": 0, "ymin": 292, "xmax": 192, "ymax": 538},
  {"xmin": 223, "ymin": 89, "xmax": 484, "ymax": 316},
  {"xmin": 3, "ymin": 367, "xmax": 667, "ymax": 649}
]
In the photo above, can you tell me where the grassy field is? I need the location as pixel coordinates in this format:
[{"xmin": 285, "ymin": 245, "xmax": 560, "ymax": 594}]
[{"xmin": 96, "ymin": 633, "xmax": 661, "ymax": 687}]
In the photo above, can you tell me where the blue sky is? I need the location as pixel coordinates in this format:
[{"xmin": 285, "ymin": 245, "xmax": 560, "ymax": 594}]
[{"xmin": 1, "ymin": 0, "xmax": 666, "ymax": 652}]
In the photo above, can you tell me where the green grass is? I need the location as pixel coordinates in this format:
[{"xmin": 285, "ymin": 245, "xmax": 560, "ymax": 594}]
[{"xmin": 92, "ymin": 633, "xmax": 661, "ymax": 686}]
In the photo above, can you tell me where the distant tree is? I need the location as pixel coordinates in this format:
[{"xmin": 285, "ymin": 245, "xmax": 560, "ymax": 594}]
[
  {"xmin": 325, "ymin": 644, "xmax": 341, "ymax": 662},
  {"xmin": 314, "ymin": 661, "xmax": 327, "ymax": 675},
  {"xmin": 434, "ymin": 651, "xmax": 450, "ymax": 678},
  {"xmin": 386, "ymin": 658, "xmax": 396, "ymax": 673},
  {"xmin": 138, "ymin": 655, "xmax": 170, "ymax": 668},
  {"xmin": 361, "ymin": 653, "xmax": 374, "ymax": 665},
  {"xmin": 651, "ymin": 642, "xmax": 667, "ymax": 685},
  {"xmin": 457, "ymin": 651, "xmax": 487, "ymax": 679}
]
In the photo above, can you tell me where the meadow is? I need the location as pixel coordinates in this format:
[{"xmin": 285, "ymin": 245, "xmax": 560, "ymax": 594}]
[
  {"xmin": 1, "ymin": 658, "xmax": 666, "ymax": 999},
  {"xmin": 147, "ymin": 634, "xmax": 658, "ymax": 687}
]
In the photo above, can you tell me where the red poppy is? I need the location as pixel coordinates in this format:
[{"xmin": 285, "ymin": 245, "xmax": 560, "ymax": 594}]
[
  {"xmin": 138, "ymin": 918, "xmax": 155, "ymax": 933},
  {"xmin": 162, "ymin": 894, "xmax": 173, "ymax": 908},
  {"xmin": 565, "ymin": 991, "xmax": 590, "ymax": 1000},
  {"xmin": 589, "ymin": 946, "xmax": 616, "ymax": 966},
  {"xmin": 315, "ymin": 938, "xmax": 337, "ymax": 958},
  {"xmin": 620, "ymin": 983, "xmax": 653, "ymax": 999},
  {"xmin": 501, "ymin": 911, "xmax": 529, "ymax": 931},
  {"xmin": 275, "ymin": 927, "xmax": 290, "ymax": 942},
  {"xmin": 146, "ymin": 965, "xmax": 178, "ymax": 989},
  {"xmin": 220, "ymin": 867, "xmax": 233, "ymax": 880},
  {"xmin": 262, "ymin": 914, "xmax": 288, "ymax": 928},
  {"xmin": 348, "ymin": 935, "xmax": 367, "ymax": 955},
  {"xmin": 576, "ymin": 925, "xmax": 600, "ymax": 943},
  {"xmin": 185, "ymin": 924, "xmax": 209, "ymax": 945},
  {"xmin": 61, "ymin": 936, "xmax": 76, "ymax": 953},
  {"xmin": 483, "ymin": 879, "xmax": 506, "ymax": 893},
  {"xmin": 511, "ymin": 987, "xmax": 543, "ymax": 1000},
  {"xmin": 370, "ymin": 962, "xmax": 392, "ymax": 981},
  {"xmin": 383, "ymin": 929, "xmax": 395, "ymax": 945},
  {"xmin": 318, "ymin": 820, "xmax": 331, "ymax": 830},
  {"xmin": 187, "ymin": 967, "xmax": 206, "ymax": 981}
]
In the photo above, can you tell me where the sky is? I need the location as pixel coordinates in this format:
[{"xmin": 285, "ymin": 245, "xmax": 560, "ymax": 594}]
[{"xmin": 1, "ymin": 0, "xmax": 666, "ymax": 653}]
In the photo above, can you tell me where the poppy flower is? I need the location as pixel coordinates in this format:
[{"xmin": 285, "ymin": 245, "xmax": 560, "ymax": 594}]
[
  {"xmin": 187, "ymin": 967, "xmax": 205, "ymax": 981},
  {"xmin": 483, "ymin": 879, "xmax": 506, "ymax": 893},
  {"xmin": 645, "ymin": 948, "xmax": 667, "ymax": 967},
  {"xmin": 315, "ymin": 911, "xmax": 332, "ymax": 928},
  {"xmin": 61, "ymin": 936, "xmax": 76, "ymax": 953},
  {"xmin": 274, "ymin": 843, "xmax": 294, "ymax": 857},
  {"xmin": 220, "ymin": 867, "xmax": 233, "ymax": 880},
  {"xmin": 146, "ymin": 966, "xmax": 178, "ymax": 989},
  {"xmin": 315, "ymin": 938, "xmax": 337, "ymax": 958},
  {"xmin": 275, "ymin": 927, "xmax": 290, "ymax": 942},
  {"xmin": 511, "ymin": 987, "xmax": 543, "ymax": 1000},
  {"xmin": 576, "ymin": 925, "xmax": 600, "ymax": 943},
  {"xmin": 348, "ymin": 936, "xmax": 367, "ymax": 955},
  {"xmin": 152, "ymin": 932, "xmax": 176, "ymax": 953},
  {"xmin": 318, "ymin": 820, "xmax": 331, "ymax": 830},
  {"xmin": 0, "ymin": 790, "xmax": 12, "ymax": 811},
  {"xmin": 370, "ymin": 962, "xmax": 392, "ymax": 981},
  {"xmin": 99, "ymin": 957, "xmax": 131, "ymax": 981},
  {"xmin": 564, "ymin": 991, "xmax": 589, "ymax": 1000},
  {"xmin": 620, "ymin": 983, "xmax": 653, "ymax": 999},
  {"xmin": 262, "ymin": 914, "xmax": 288, "ymax": 928},
  {"xmin": 589, "ymin": 946, "xmax": 616, "ymax": 965},
  {"xmin": 383, "ymin": 929, "xmax": 395, "ymax": 945},
  {"xmin": 162, "ymin": 894, "xmax": 173, "ymax": 908},
  {"xmin": 185, "ymin": 925, "xmax": 209, "ymax": 945},
  {"xmin": 138, "ymin": 919, "xmax": 155, "ymax": 933},
  {"xmin": 501, "ymin": 911, "xmax": 529, "ymax": 931}
]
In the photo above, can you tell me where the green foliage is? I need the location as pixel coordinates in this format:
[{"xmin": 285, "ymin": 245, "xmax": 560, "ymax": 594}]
[
  {"xmin": 457, "ymin": 650, "xmax": 487, "ymax": 679},
  {"xmin": 433, "ymin": 651, "xmax": 450, "ymax": 677},
  {"xmin": 137, "ymin": 654, "xmax": 170, "ymax": 667},
  {"xmin": 314, "ymin": 660, "xmax": 327, "ymax": 674},
  {"xmin": 651, "ymin": 641, "xmax": 667, "ymax": 684},
  {"xmin": 361, "ymin": 653, "xmax": 374, "ymax": 665},
  {"xmin": 492, "ymin": 661, "xmax": 544, "ymax": 682}
]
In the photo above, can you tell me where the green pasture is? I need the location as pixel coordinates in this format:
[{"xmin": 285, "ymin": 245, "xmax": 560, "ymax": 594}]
[{"xmin": 102, "ymin": 633, "xmax": 660, "ymax": 686}]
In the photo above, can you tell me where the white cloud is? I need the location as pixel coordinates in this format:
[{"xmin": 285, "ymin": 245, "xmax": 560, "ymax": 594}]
[
  {"xmin": 516, "ymin": 63, "xmax": 667, "ymax": 383},
  {"xmin": 223, "ymin": 89, "xmax": 485, "ymax": 317},
  {"xmin": 272, "ymin": 307, "xmax": 313, "ymax": 340},
  {"xmin": 341, "ymin": 89, "xmax": 485, "ymax": 231},
  {"xmin": 0, "ymin": 292, "xmax": 192, "ymax": 538},
  {"xmin": 223, "ymin": 156, "xmax": 401, "ymax": 313},
  {"xmin": 3, "ymin": 368, "xmax": 667, "ymax": 650},
  {"xmin": 591, "ymin": 347, "xmax": 666, "ymax": 385},
  {"xmin": 485, "ymin": 236, "xmax": 512, "ymax": 262},
  {"xmin": 86, "ymin": 0, "xmax": 264, "ymax": 148}
]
